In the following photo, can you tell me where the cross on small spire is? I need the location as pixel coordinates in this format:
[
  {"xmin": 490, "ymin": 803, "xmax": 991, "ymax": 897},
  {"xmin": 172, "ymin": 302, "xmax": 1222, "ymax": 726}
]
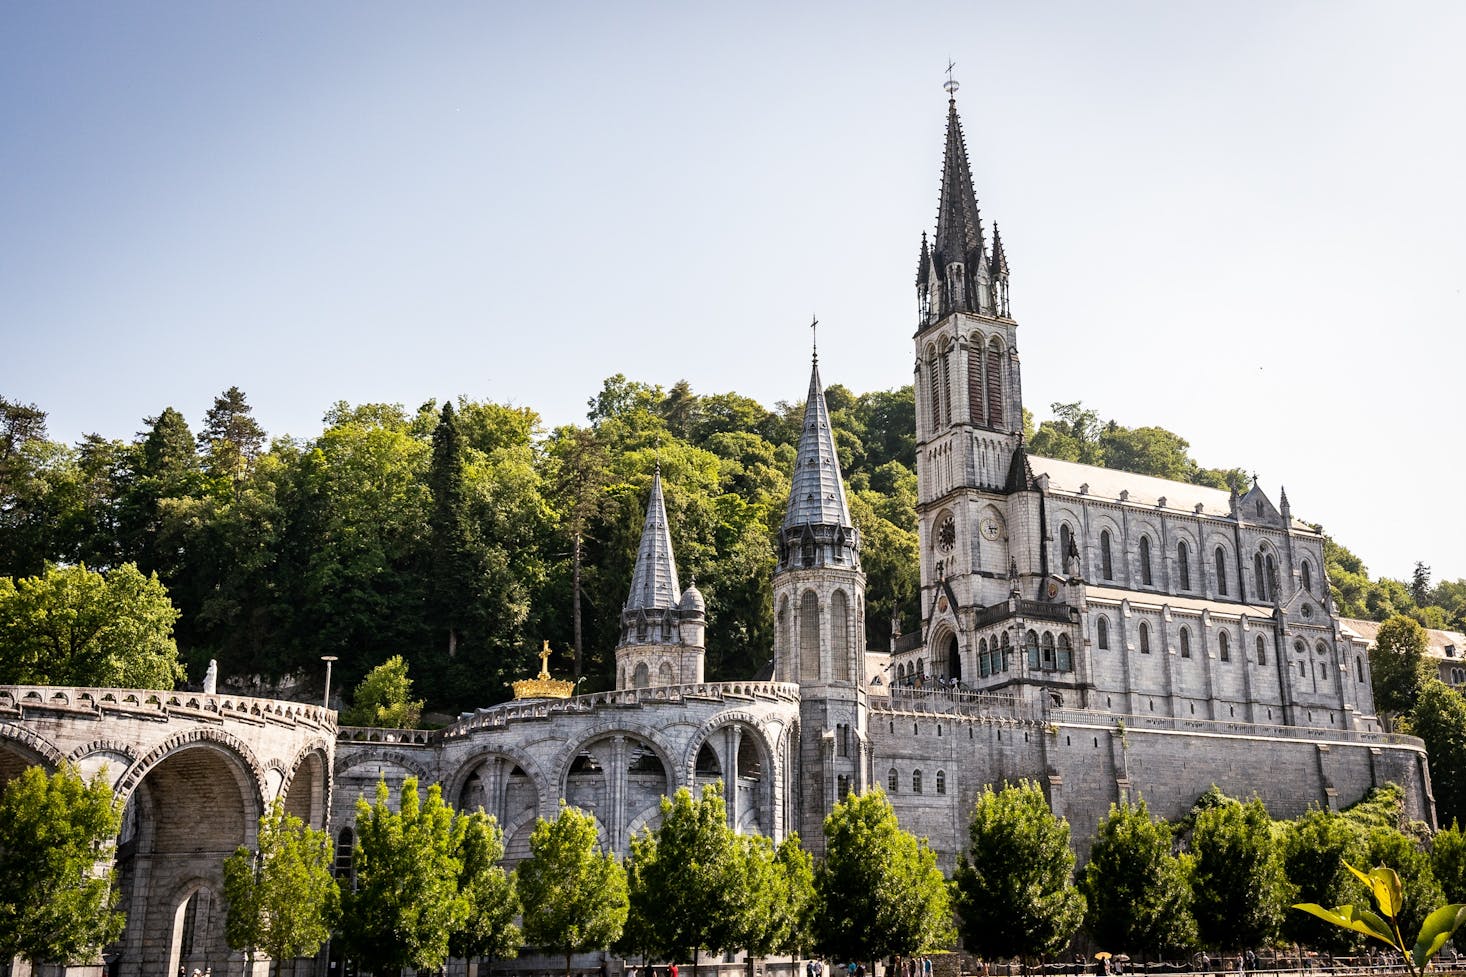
[
  {"xmin": 944, "ymin": 60, "xmax": 960, "ymax": 98},
  {"xmin": 810, "ymin": 314, "xmax": 819, "ymax": 358}
]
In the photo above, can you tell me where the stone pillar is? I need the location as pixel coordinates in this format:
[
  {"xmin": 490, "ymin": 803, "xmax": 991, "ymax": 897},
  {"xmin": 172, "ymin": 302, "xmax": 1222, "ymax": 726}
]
[{"xmin": 610, "ymin": 736, "xmax": 626, "ymax": 855}]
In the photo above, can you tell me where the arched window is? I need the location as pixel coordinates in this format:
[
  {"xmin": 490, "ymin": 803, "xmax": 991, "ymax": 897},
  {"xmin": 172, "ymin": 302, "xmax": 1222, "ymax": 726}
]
[
  {"xmin": 1215, "ymin": 547, "xmax": 1228, "ymax": 596},
  {"xmin": 1057, "ymin": 634, "xmax": 1073, "ymax": 672},
  {"xmin": 1266, "ymin": 555, "xmax": 1277, "ymax": 599},
  {"xmin": 1357, "ymin": 656, "xmax": 1365, "ymax": 683},
  {"xmin": 1302, "ymin": 560, "xmax": 1313, "ymax": 594},
  {"xmin": 936, "ymin": 770, "xmax": 947, "ymax": 795},
  {"xmin": 1255, "ymin": 552, "xmax": 1267, "ymax": 602},
  {"xmin": 1025, "ymin": 630, "xmax": 1040, "ymax": 669},
  {"xmin": 1180, "ymin": 627, "xmax": 1192, "ymax": 659},
  {"xmin": 1139, "ymin": 622, "xmax": 1151, "ymax": 654},
  {"xmin": 913, "ymin": 770, "xmax": 923, "ymax": 794},
  {"xmin": 926, "ymin": 347, "xmax": 941, "ymax": 433},
  {"xmin": 831, "ymin": 590, "xmax": 851, "ymax": 683},
  {"xmin": 1178, "ymin": 542, "xmax": 1191, "ymax": 591},
  {"xmin": 967, "ymin": 343, "xmax": 986, "ymax": 426},
  {"xmin": 634, "ymin": 662, "xmax": 650, "ymax": 688},
  {"xmin": 1219, "ymin": 630, "xmax": 1231, "ymax": 662},
  {"xmin": 1000, "ymin": 632, "xmax": 1012, "ymax": 671},
  {"xmin": 1101, "ymin": 530, "xmax": 1114, "ymax": 581},
  {"xmin": 334, "ymin": 827, "xmax": 355, "ymax": 879},
  {"xmin": 888, "ymin": 767, "xmax": 899, "ymax": 792},
  {"xmin": 1060, "ymin": 524, "xmax": 1075, "ymax": 574},
  {"xmin": 799, "ymin": 591, "xmax": 821, "ymax": 681},
  {"xmin": 939, "ymin": 340, "xmax": 953, "ymax": 427},
  {"xmin": 657, "ymin": 661, "xmax": 674, "ymax": 685},
  {"xmin": 986, "ymin": 337, "xmax": 1005, "ymax": 428},
  {"xmin": 1140, "ymin": 536, "xmax": 1153, "ymax": 586},
  {"xmin": 978, "ymin": 637, "xmax": 990, "ymax": 678},
  {"xmin": 1097, "ymin": 617, "xmax": 1110, "ymax": 650},
  {"xmin": 1041, "ymin": 632, "xmax": 1056, "ymax": 671},
  {"xmin": 1256, "ymin": 635, "xmax": 1267, "ymax": 666}
]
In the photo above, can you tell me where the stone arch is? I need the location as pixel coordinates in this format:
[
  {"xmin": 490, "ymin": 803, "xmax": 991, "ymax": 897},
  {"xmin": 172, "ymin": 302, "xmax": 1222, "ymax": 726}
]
[
  {"xmin": 282, "ymin": 746, "xmax": 331, "ymax": 829},
  {"xmin": 0, "ymin": 723, "xmax": 64, "ymax": 792},
  {"xmin": 163, "ymin": 876, "xmax": 225, "ymax": 977},
  {"xmin": 117, "ymin": 726, "xmax": 268, "ymax": 801},
  {"xmin": 684, "ymin": 714, "xmax": 781, "ymax": 836},
  {"xmin": 560, "ymin": 727, "xmax": 676, "ymax": 854},
  {"xmin": 331, "ymin": 747, "xmax": 432, "ymax": 784}
]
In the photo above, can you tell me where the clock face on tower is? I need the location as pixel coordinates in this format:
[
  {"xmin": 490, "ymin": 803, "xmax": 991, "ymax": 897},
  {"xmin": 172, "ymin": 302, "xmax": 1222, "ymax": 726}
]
[
  {"xmin": 980, "ymin": 517, "xmax": 1001, "ymax": 541},
  {"xmin": 936, "ymin": 515, "xmax": 956, "ymax": 552}
]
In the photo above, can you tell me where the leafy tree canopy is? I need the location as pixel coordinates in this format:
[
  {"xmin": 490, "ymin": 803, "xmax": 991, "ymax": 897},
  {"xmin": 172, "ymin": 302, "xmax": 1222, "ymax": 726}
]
[
  {"xmin": 1190, "ymin": 797, "xmax": 1292, "ymax": 951},
  {"xmin": 0, "ymin": 763, "xmax": 125, "ymax": 965},
  {"xmin": 1081, "ymin": 797, "xmax": 1195, "ymax": 957},
  {"xmin": 0, "ymin": 562, "xmax": 184, "ymax": 688},
  {"xmin": 517, "ymin": 804, "xmax": 628, "ymax": 977},
  {"xmin": 341, "ymin": 655, "xmax": 424, "ymax": 728}
]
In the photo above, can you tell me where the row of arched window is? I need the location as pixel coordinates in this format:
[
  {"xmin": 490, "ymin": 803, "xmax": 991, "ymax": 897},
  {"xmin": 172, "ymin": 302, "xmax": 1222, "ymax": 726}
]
[
  {"xmin": 887, "ymin": 767, "xmax": 947, "ymax": 795},
  {"xmin": 1081, "ymin": 526, "xmax": 1315, "ymax": 604},
  {"xmin": 777, "ymin": 588, "xmax": 856, "ymax": 683},
  {"xmin": 1096, "ymin": 615, "xmax": 1271, "ymax": 665},
  {"xmin": 922, "ymin": 335, "xmax": 1007, "ymax": 433},
  {"xmin": 976, "ymin": 630, "xmax": 1075, "ymax": 676}
]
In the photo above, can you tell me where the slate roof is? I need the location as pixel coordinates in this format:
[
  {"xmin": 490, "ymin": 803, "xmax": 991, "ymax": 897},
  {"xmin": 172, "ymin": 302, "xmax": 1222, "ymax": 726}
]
[
  {"xmin": 1341, "ymin": 618, "xmax": 1466, "ymax": 661},
  {"xmin": 624, "ymin": 468, "xmax": 681, "ymax": 612},
  {"xmin": 783, "ymin": 355, "xmax": 852, "ymax": 531}
]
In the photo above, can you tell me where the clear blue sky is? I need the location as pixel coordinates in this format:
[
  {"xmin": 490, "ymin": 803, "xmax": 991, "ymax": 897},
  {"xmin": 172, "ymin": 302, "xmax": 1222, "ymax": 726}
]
[{"xmin": 3, "ymin": 2, "xmax": 1463, "ymax": 584}]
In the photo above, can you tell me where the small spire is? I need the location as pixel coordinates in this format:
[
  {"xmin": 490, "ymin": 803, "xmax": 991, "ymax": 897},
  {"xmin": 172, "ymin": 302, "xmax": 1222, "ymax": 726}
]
[
  {"xmin": 990, "ymin": 222, "xmax": 1009, "ymax": 277},
  {"xmin": 624, "ymin": 467, "xmax": 681, "ymax": 613},
  {"xmin": 782, "ymin": 353, "xmax": 853, "ymax": 533},
  {"xmin": 916, "ymin": 231, "xmax": 930, "ymax": 288}
]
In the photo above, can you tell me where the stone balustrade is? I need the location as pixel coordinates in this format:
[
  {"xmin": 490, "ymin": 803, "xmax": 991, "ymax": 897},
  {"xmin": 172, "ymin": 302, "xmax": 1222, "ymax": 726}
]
[{"xmin": 0, "ymin": 685, "xmax": 336, "ymax": 731}]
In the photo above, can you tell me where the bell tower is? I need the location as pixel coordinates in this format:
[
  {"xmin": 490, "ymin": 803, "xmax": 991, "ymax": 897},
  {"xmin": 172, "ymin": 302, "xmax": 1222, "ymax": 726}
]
[{"xmin": 914, "ymin": 78, "xmax": 1037, "ymax": 652}]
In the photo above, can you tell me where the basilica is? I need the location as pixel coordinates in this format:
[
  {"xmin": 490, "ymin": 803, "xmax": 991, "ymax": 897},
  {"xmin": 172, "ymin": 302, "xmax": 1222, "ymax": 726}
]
[{"xmin": 0, "ymin": 84, "xmax": 1434, "ymax": 977}]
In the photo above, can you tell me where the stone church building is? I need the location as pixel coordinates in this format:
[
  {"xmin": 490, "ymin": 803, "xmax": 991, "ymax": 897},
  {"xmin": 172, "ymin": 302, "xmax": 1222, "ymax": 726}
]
[{"xmin": 0, "ymin": 85, "xmax": 1433, "ymax": 977}]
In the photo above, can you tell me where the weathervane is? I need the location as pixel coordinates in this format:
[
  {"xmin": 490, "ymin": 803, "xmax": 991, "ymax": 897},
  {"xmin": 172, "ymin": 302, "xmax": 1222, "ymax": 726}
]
[
  {"xmin": 810, "ymin": 314, "xmax": 819, "ymax": 356},
  {"xmin": 944, "ymin": 59, "xmax": 960, "ymax": 97}
]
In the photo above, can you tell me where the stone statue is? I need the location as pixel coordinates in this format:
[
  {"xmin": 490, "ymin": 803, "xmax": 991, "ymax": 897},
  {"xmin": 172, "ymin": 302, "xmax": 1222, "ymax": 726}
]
[{"xmin": 202, "ymin": 659, "xmax": 218, "ymax": 695}]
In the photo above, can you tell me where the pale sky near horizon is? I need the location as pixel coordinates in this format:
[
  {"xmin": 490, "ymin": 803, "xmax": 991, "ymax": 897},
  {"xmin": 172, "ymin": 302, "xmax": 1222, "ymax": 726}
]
[{"xmin": 3, "ymin": 2, "xmax": 1464, "ymax": 584}]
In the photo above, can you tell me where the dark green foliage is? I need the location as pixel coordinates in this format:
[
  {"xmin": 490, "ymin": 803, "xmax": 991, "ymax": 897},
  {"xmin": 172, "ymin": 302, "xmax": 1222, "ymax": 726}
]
[
  {"xmin": 1366, "ymin": 826, "xmax": 1442, "ymax": 939},
  {"xmin": 1371, "ymin": 616, "xmax": 1431, "ymax": 718},
  {"xmin": 1408, "ymin": 682, "xmax": 1466, "ymax": 829},
  {"xmin": 0, "ymin": 763, "xmax": 126, "ymax": 965},
  {"xmin": 1280, "ymin": 810, "xmax": 1368, "ymax": 951},
  {"xmin": 1190, "ymin": 797, "xmax": 1292, "ymax": 950},
  {"xmin": 1081, "ymin": 798, "xmax": 1195, "ymax": 956},
  {"xmin": 1431, "ymin": 822, "xmax": 1466, "ymax": 903},
  {"xmin": 450, "ymin": 809, "xmax": 521, "ymax": 964},
  {"xmin": 814, "ymin": 788, "xmax": 952, "ymax": 963},
  {"xmin": 955, "ymin": 780, "xmax": 1085, "ymax": 960},
  {"xmin": 340, "ymin": 655, "xmax": 424, "ymax": 728},
  {"xmin": 199, "ymin": 386, "xmax": 266, "ymax": 489}
]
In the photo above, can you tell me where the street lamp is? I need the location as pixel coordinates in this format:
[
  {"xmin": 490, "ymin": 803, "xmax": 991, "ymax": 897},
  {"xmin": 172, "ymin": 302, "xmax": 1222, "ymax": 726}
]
[{"xmin": 321, "ymin": 656, "xmax": 338, "ymax": 710}]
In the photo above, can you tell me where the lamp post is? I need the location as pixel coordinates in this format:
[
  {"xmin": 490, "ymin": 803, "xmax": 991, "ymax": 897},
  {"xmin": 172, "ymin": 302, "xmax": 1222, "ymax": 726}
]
[{"xmin": 321, "ymin": 655, "xmax": 338, "ymax": 710}]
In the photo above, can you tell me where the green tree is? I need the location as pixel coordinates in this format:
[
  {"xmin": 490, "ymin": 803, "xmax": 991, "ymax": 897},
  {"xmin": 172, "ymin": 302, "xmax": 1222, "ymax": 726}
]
[
  {"xmin": 341, "ymin": 778, "xmax": 467, "ymax": 975},
  {"xmin": 1408, "ymin": 682, "xmax": 1466, "ymax": 829},
  {"xmin": 427, "ymin": 400, "xmax": 485, "ymax": 661},
  {"xmin": 1367, "ymin": 826, "xmax": 1443, "ymax": 940},
  {"xmin": 955, "ymin": 780, "xmax": 1085, "ymax": 961},
  {"xmin": 340, "ymin": 655, "xmax": 424, "ymax": 728},
  {"xmin": 544, "ymin": 425, "xmax": 612, "ymax": 680},
  {"xmin": 199, "ymin": 386, "xmax": 267, "ymax": 490},
  {"xmin": 1372, "ymin": 615, "xmax": 1431, "ymax": 720},
  {"xmin": 770, "ymin": 834, "xmax": 816, "ymax": 957},
  {"xmin": 450, "ymin": 809, "xmax": 522, "ymax": 967},
  {"xmin": 517, "ymin": 804, "xmax": 628, "ymax": 977},
  {"xmin": 0, "ymin": 562, "xmax": 184, "ymax": 688},
  {"xmin": 1190, "ymin": 798, "xmax": 1291, "ymax": 951},
  {"xmin": 814, "ymin": 788, "xmax": 953, "ymax": 966},
  {"xmin": 1030, "ymin": 402, "xmax": 1105, "ymax": 466},
  {"xmin": 1081, "ymin": 798, "xmax": 1195, "ymax": 957},
  {"xmin": 222, "ymin": 800, "xmax": 340, "ymax": 977},
  {"xmin": 624, "ymin": 783, "xmax": 744, "ymax": 973},
  {"xmin": 1432, "ymin": 822, "xmax": 1466, "ymax": 904},
  {"xmin": 0, "ymin": 763, "xmax": 125, "ymax": 966},
  {"xmin": 1280, "ymin": 809, "xmax": 1368, "ymax": 952}
]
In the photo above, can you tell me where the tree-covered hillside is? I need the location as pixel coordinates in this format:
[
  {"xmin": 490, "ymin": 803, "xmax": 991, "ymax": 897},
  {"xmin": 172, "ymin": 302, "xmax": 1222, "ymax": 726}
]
[{"xmin": 2, "ymin": 387, "xmax": 1460, "ymax": 716}]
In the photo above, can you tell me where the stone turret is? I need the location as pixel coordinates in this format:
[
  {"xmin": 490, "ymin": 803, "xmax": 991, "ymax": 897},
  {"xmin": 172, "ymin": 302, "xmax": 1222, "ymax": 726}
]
[{"xmin": 615, "ymin": 466, "xmax": 706, "ymax": 689}]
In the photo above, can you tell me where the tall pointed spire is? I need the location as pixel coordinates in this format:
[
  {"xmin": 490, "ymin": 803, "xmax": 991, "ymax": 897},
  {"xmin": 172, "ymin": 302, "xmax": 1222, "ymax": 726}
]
[
  {"xmin": 783, "ymin": 352, "xmax": 852, "ymax": 532},
  {"xmin": 624, "ymin": 465, "xmax": 681, "ymax": 612},
  {"xmin": 990, "ymin": 222, "xmax": 1009, "ymax": 277},
  {"xmin": 932, "ymin": 88, "xmax": 985, "ymax": 285}
]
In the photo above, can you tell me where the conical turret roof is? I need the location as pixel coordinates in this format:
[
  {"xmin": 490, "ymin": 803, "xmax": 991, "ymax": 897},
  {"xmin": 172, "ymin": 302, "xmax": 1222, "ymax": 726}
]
[
  {"xmin": 783, "ymin": 355, "xmax": 852, "ymax": 531},
  {"xmin": 624, "ymin": 466, "xmax": 681, "ymax": 612}
]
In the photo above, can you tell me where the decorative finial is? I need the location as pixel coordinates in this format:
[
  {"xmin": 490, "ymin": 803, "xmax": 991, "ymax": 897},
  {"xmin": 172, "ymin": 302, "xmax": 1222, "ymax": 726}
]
[
  {"xmin": 944, "ymin": 60, "xmax": 960, "ymax": 99},
  {"xmin": 810, "ymin": 314, "xmax": 819, "ymax": 360}
]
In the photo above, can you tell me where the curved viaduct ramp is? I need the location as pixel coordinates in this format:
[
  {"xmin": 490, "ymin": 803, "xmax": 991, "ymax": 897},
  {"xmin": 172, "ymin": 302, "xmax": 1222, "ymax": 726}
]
[{"xmin": 0, "ymin": 686, "xmax": 336, "ymax": 977}]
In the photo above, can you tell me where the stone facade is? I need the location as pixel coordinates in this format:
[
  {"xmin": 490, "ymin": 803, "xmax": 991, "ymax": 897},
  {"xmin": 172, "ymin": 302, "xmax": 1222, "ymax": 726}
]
[{"xmin": 0, "ymin": 83, "xmax": 1437, "ymax": 975}]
